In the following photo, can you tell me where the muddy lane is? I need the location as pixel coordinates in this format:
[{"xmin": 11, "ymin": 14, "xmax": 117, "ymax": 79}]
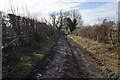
[{"xmin": 27, "ymin": 34, "xmax": 103, "ymax": 79}]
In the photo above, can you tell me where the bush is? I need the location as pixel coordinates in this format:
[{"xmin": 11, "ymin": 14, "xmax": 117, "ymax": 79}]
[{"xmin": 72, "ymin": 20, "xmax": 118, "ymax": 46}]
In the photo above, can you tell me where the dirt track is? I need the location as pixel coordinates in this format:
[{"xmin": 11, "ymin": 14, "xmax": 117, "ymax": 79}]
[{"xmin": 27, "ymin": 34, "xmax": 103, "ymax": 79}]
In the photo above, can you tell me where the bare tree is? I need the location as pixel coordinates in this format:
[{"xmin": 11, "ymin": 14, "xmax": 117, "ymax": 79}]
[
  {"xmin": 49, "ymin": 12, "xmax": 57, "ymax": 28},
  {"xmin": 49, "ymin": 10, "xmax": 64, "ymax": 30},
  {"xmin": 8, "ymin": 0, "xmax": 16, "ymax": 15},
  {"xmin": 57, "ymin": 10, "xmax": 64, "ymax": 30},
  {"xmin": 49, "ymin": 10, "xmax": 82, "ymax": 31}
]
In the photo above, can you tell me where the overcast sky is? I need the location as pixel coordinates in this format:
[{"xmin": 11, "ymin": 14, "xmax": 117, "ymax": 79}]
[{"xmin": 0, "ymin": 0, "xmax": 119, "ymax": 25}]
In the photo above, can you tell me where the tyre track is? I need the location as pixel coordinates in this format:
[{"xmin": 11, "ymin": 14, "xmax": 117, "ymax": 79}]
[{"xmin": 27, "ymin": 34, "xmax": 103, "ymax": 79}]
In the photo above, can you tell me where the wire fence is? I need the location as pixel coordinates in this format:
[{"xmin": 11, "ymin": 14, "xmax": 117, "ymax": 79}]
[
  {"xmin": 1, "ymin": 34, "xmax": 32, "ymax": 50},
  {"xmin": 1, "ymin": 13, "xmax": 41, "ymax": 78},
  {"xmin": 1, "ymin": 12, "xmax": 61, "ymax": 78}
]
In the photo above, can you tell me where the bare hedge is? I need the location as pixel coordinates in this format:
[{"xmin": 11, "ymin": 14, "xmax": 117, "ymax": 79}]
[{"xmin": 73, "ymin": 20, "xmax": 118, "ymax": 46}]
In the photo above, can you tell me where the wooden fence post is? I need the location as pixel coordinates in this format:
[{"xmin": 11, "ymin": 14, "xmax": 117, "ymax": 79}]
[
  {"xmin": 118, "ymin": 1, "xmax": 120, "ymax": 76},
  {"xmin": 0, "ymin": 11, "xmax": 2, "ymax": 80}
]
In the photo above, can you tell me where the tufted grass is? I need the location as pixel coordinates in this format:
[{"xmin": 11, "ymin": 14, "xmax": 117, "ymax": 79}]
[{"xmin": 68, "ymin": 34, "xmax": 119, "ymax": 78}]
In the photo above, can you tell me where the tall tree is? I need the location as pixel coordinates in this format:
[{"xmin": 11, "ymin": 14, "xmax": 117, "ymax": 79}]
[
  {"xmin": 64, "ymin": 10, "xmax": 82, "ymax": 32},
  {"xmin": 49, "ymin": 10, "xmax": 82, "ymax": 32},
  {"xmin": 66, "ymin": 18, "xmax": 78, "ymax": 32},
  {"xmin": 49, "ymin": 10, "xmax": 64, "ymax": 30}
]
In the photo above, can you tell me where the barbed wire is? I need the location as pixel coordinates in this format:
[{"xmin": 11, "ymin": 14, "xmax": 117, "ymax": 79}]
[
  {"xmin": 0, "ymin": 34, "xmax": 32, "ymax": 50},
  {"xmin": 1, "ymin": 38, "xmax": 19, "ymax": 50},
  {"xmin": 2, "ymin": 34, "xmax": 32, "ymax": 40}
]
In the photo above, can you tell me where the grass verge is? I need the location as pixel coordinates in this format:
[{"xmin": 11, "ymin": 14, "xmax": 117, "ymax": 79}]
[
  {"xmin": 2, "ymin": 34, "xmax": 60, "ymax": 79},
  {"xmin": 68, "ymin": 34, "xmax": 119, "ymax": 79}
]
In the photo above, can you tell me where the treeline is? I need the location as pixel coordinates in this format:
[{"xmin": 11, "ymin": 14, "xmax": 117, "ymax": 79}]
[
  {"xmin": 72, "ymin": 19, "xmax": 118, "ymax": 46},
  {"xmin": 49, "ymin": 10, "xmax": 82, "ymax": 31}
]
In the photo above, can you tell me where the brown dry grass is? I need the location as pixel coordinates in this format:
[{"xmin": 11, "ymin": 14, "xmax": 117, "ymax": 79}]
[{"xmin": 68, "ymin": 34, "xmax": 119, "ymax": 78}]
